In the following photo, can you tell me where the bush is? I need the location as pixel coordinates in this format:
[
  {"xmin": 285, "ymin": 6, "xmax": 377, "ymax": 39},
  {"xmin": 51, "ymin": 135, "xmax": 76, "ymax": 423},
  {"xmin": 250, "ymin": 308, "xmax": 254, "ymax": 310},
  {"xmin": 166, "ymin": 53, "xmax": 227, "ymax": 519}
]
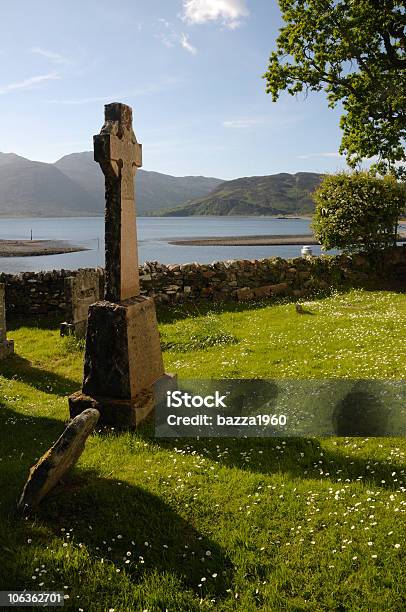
[{"xmin": 312, "ymin": 172, "xmax": 405, "ymax": 253}]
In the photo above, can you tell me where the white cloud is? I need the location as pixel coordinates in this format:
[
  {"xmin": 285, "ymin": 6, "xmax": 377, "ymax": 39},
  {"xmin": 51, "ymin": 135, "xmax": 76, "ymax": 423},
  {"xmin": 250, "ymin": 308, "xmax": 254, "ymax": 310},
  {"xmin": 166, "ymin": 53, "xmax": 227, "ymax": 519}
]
[
  {"xmin": 182, "ymin": 0, "xmax": 249, "ymax": 29},
  {"xmin": 156, "ymin": 20, "xmax": 197, "ymax": 54},
  {"xmin": 0, "ymin": 73, "xmax": 60, "ymax": 95},
  {"xmin": 298, "ymin": 152, "xmax": 342, "ymax": 159},
  {"xmin": 180, "ymin": 33, "xmax": 197, "ymax": 54},
  {"xmin": 30, "ymin": 47, "xmax": 71, "ymax": 65}
]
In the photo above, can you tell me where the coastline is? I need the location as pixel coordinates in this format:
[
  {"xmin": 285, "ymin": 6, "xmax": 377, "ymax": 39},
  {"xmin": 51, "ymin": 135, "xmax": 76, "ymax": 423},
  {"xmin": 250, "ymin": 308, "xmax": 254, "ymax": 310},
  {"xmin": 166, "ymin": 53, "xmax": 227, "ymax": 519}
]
[
  {"xmin": 170, "ymin": 232, "xmax": 406, "ymax": 247},
  {"xmin": 0, "ymin": 240, "xmax": 88, "ymax": 258},
  {"xmin": 169, "ymin": 234, "xmax": 317, "ymax": 246}
]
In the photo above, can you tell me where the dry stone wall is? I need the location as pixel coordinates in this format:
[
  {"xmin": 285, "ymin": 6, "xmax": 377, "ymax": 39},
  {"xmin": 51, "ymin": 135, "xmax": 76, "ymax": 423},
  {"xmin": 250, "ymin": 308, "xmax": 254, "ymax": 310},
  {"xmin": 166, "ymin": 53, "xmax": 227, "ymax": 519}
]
[
  {"xmin": 1, "ymin": 247, "xmax": 405, "ymax": 319},
  {"xmin": 0, "ymin": 283, "xmax": 14, "ymax": 358},
  {"xmin": 0, "ymin": 284, "xmax": 6, "ymax": 342}
]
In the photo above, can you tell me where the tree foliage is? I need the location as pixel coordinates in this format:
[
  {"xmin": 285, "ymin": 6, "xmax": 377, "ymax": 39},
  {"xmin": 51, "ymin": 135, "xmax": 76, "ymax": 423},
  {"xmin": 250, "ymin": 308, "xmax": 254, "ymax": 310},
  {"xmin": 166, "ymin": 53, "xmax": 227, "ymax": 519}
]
[
  {"xmin": 264, "ymin": 1, "xmax": 406, "ymax": 176},
  {"xmin": 312, "ymin": 172, "xmax": 405, "ymax": 253}
]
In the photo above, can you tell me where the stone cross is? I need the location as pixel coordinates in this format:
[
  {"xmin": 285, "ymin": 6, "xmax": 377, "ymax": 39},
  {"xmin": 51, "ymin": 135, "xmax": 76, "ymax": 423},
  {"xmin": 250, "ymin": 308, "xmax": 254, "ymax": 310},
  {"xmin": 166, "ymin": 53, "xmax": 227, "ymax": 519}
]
[
  {"xmin": 69, "ymin": 101, "xmax": 172, "ymax": 429},
  {"xmin": 94, "ymin": 103, "xmax": 142, "ymax": 302}
]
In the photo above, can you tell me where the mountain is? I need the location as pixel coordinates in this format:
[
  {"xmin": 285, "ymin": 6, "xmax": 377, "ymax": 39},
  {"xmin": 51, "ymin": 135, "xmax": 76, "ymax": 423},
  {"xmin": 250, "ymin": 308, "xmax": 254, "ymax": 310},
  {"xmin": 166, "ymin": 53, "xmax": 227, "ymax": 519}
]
[
  {"xmin": 0, "ymin": 154, "xmax": 99, "ymax": 217},
  {"xmin": 0, "ymin": 151, "xmax": 223, "ymax": 217},
  {"xmin": 0, "ymin": 152, "xmax": 322, "ymax": 218},
  {"xmin": 161, "ymin": 172, "xmax": 323, "ymax": 216},
  {"xmin": 55, "ymin": 152, "xmax": 224, "ymax": 215},
  {"xmin": 0, "ymin": 153, "xmax": 27, "ymax": 166}
]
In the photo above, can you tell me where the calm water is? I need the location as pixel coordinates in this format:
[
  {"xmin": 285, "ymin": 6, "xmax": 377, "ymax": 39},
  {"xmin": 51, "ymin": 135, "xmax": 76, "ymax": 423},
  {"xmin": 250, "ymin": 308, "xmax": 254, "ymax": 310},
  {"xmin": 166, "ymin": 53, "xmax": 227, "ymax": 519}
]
[{"xmin": 0, "ymin": 216, "xmax": 320, "ymax": 274}]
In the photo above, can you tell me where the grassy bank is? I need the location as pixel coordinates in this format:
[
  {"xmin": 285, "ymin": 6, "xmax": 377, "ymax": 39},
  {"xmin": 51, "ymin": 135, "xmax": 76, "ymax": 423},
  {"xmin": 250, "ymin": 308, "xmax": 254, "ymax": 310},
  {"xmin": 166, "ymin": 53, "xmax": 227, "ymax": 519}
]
[{"xmin": 0, "ymin": 289, "xmax": 405, "ymax": 610}]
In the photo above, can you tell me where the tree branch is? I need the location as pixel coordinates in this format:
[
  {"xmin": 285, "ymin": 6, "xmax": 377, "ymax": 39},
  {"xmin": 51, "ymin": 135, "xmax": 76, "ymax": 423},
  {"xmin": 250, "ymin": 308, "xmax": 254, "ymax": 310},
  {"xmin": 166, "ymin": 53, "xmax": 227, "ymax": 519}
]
[{"xmin": 382, "ymin": 31, "xmax": 406, "ymax": 68}]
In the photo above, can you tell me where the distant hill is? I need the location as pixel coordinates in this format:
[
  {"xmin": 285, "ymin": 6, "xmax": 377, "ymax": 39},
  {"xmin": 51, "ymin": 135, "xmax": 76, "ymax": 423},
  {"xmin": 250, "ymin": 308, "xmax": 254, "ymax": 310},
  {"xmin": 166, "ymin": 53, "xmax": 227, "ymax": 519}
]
[
  {"xmin": 161, "ymin": 172, "xmax": 323, "ymax": 216},
  {"xmin": 0, "ymin": 154, "xmax": 99, "ymax": 217},
  {"xmin": 55, "ymin": 152, "xmax": 223, "ymax": 216},
  {"xmin": 0, "ymin": 152, "xmax": 322, "ymax": 218},
  {"xmin": 0, "ymin": 151, "xmax": 223, "ymax": 217},
  {"xmin": 0, "ymin": 153, "xmax": 27, "ymax": 166}
]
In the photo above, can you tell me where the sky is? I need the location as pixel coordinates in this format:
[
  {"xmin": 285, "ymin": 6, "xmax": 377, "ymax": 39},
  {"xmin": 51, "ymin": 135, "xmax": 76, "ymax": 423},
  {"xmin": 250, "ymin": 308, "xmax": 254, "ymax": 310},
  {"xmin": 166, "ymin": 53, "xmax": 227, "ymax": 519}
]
[{"xmin": 0, "ymin": 0, "xmax": 350, "ymax": 180}]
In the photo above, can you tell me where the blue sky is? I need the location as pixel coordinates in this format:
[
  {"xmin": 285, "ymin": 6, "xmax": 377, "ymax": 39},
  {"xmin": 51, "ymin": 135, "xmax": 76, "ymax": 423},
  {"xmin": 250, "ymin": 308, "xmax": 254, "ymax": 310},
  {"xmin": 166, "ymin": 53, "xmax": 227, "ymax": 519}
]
[{"xmin": 0, "ymin": 0, "xmax": 349, "ymax": 179}]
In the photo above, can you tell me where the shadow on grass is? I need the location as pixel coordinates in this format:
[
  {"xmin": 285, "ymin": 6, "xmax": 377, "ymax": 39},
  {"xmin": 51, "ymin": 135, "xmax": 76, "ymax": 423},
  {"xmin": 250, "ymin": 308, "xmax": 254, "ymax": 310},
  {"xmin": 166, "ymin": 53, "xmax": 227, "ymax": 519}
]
[
  {"xmin": 155, "ymin": 289, "xmax": 329, "ymax": 325},
  {"xmin": 0, "ymin": 353, "xmax": 79, "ymax": 397},
  {"xmin": 41, "ymin": 470, "xmax": 232, "ymax": 597},
  {"xmin": 0, "ymin": 404, "xmax": 232, "ymax": 600},
  {"xmin": 333, "ymin": 390, "xmax": 389, "ymax": 436},
  {"xmin": 141, "ymin": 425, "xmax": 404, "ymax": 493},
  {"xmin": 156, "ymin": 298, "xmax": 275, "ymax": 325},
  {"xmin": 0, "ymin": 403, "xmax": 69, "ymax": 516},
  {"xmin": 7, "ymin": 316, "xmax": 62, "ymax": 332}
]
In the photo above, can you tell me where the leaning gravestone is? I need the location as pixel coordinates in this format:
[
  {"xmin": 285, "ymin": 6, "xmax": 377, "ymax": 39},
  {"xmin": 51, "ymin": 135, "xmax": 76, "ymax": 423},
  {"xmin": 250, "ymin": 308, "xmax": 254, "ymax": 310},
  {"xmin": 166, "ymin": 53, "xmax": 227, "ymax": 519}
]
[
  {"xmin": 60, "ymin": 269, "xmax": 103, "ymax": 337},
  {"xmin": 69, "ymin": 103, "xmax": 174, "ymax": 428},
  {"xmin": 0, "ymin": 284, "xmax": 14, "ymax": 359},
  {"xmin": 17, "ymin": 408, "xmax": 100, "ymax": 515}
]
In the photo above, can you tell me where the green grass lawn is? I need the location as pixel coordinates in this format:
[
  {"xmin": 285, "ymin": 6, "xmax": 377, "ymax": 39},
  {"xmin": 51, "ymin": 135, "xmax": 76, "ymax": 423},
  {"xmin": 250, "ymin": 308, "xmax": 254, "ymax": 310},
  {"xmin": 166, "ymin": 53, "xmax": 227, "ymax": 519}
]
[{"xmin": 0, "ymin": 289, "xmax": 405, "ymax": 611}]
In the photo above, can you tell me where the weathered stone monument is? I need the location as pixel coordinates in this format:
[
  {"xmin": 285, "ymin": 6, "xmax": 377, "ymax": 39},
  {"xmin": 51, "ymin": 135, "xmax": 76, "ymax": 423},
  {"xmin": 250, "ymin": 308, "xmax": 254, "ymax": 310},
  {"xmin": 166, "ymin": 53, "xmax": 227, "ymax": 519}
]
[
  {"xmin": 18, "ymin": 408, "xmax": 100, "ymax": 515},
  {"xmin": 0, "ymin": 283, "xmax": 14, "ymax": 359},
  {"xmin": 69, "ymin": 103, "xmax": 173, "ymax": 428},
  {"xmin": 60, "ymin": 268, "xmax": 103, "ymax": 337}
]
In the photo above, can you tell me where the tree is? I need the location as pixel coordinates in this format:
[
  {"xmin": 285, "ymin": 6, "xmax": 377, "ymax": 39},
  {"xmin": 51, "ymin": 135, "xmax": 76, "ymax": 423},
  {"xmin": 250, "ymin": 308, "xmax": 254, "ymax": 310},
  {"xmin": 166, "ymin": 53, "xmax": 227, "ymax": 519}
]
[
  {"xmin": 312, "ymin": 172, "xmax": 405, "ymax": 253},
  {"xmin": 264, "ymin": 1, "xmax": 406, "ymax": 177}
]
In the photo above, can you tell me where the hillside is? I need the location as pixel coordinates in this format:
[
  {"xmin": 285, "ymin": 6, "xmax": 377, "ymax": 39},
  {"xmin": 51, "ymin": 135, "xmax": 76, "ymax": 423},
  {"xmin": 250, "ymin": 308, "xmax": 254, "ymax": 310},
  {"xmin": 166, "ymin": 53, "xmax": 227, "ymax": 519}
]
[
  {"xmin": 161, "ymin": 172, "xmax": 322, "ymax": 216},
  {"xmin": 0, "ymin": 154, "xmax": 99, "ymax": 217},
  {"xmin": 0, "ymin": 152, "xmax": 322, "ymax": 218},
  {"xmin": 0, "ymin": 152, "xmax": 223, "ymax": 217},
  {"xmin": 55, "ymin": 152, "xmax": 223, "ymax": 216}
]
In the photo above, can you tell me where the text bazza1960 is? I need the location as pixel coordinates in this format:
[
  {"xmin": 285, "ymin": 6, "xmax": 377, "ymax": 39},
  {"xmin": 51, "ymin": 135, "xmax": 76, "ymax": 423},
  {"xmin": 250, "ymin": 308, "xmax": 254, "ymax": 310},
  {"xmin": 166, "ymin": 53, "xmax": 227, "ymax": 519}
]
[{"xmin": 69, "ymin": 103, "xmax": 175, "ymax": 428}]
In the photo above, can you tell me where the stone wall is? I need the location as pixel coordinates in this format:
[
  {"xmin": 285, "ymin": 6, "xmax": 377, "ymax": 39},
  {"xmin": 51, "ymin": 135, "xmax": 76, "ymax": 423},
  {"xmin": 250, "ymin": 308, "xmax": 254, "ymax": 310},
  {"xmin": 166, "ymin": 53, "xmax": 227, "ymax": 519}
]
[
  {"xmin": 1, "ymin": 246, "xmax": 405, "ymax": 319},
  {"xmin": 0, "ymin": 283, "xmax": 6, "ymax": 341},
  {"xmin": 0, "ymin": 268, "xmax": 104, "ymax": 319},
  {"xmin": 0, "ymin": 283, "xmax": 14, "ymax": 358}
]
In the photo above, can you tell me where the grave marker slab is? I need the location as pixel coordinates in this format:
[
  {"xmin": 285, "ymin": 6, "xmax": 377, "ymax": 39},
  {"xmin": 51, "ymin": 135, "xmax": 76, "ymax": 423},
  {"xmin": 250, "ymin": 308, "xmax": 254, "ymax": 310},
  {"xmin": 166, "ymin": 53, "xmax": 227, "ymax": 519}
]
[
  {"xmin": 69, "ymin": 103, "xmax": 174, "ymax": 428},
  {"xmin": 0, "ymin": 284, "xmax": 14, "ymax": 359},
  {"xmin": 60, "ymin": 269, "xmax": 103, "ymax": 338},
  {"xmin": 17, "ymin": 408, "xmax": 100, "ymax": 515}
]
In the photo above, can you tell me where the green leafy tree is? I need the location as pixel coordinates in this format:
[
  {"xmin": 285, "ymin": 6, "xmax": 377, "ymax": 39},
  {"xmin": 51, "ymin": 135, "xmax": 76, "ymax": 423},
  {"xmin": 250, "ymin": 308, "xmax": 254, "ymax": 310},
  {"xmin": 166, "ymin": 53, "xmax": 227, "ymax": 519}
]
[
  {"xmin": 264, "ymin": 1, "xmax": 406, "ymax": 176},
  {"xmin": 312, "ymin": 172, "xmax": 406, "ymax": 253}
]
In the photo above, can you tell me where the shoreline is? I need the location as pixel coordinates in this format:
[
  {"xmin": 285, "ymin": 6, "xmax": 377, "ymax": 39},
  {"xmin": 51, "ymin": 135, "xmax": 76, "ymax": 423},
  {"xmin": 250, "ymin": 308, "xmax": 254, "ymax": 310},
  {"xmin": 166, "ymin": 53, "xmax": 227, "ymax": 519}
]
[
  {"xmin": 0, "ymin": 240, "xmax": 88, "ymax": 258},
  {"xmin": 169, "ymin": 234, "xmax": 317, "ymax": 246},
  {"xmin": 170, "ymin": 232, "xmax": 406, "ymax": 247}
]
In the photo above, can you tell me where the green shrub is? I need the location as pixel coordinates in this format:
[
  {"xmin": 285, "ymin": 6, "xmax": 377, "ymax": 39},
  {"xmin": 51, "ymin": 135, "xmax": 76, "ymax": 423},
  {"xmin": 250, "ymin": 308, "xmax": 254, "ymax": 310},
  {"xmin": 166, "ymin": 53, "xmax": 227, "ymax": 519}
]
[{"xmin": 312, "ymin": 172, "xmax": 405, "ymax": 253}]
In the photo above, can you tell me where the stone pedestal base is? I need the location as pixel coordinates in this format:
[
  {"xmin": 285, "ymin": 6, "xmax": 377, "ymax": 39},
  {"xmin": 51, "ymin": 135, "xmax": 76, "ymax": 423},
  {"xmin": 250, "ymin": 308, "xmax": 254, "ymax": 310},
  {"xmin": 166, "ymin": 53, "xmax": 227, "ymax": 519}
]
[
  {"xmin": 82, "ymin": 296, "xmax": 165, "ymax": 398},
  {"xmin": 69, "ymin": 373, "xmax": 176, "ymax": 428},
  {"xmin": 68, "ymin": 296, "xmax": 173, "ymax": 428},
  {"xmin": 0, "ymin": 339, "xmax": 14, "ymax": 360}
]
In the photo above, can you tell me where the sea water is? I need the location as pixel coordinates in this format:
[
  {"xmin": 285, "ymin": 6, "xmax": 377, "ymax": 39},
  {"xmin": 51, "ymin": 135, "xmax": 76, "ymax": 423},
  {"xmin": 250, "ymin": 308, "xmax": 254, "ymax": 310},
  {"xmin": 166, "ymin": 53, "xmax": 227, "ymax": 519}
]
[{"xmin": 1, "ymin": 216, "xmax": 322, "ymax": 274}]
